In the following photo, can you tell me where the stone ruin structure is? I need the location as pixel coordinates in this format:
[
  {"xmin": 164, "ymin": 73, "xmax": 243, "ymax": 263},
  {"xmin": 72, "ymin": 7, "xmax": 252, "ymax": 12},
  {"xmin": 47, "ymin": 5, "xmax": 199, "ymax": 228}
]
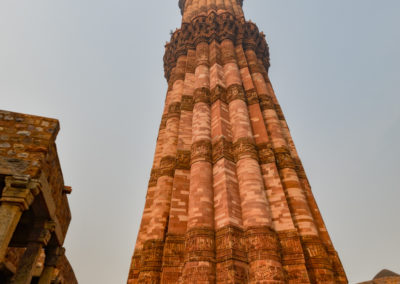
[
  {"xmin": 128, "ymin": 0, "xmax": 348, "ymax": 283},
  {"xmin": 0, "ymin": 110, "xmax": 77, "ymax": 283},
  {"xmin": 359, "ymin": 270, "xmax": 400, "ymax": 284}
]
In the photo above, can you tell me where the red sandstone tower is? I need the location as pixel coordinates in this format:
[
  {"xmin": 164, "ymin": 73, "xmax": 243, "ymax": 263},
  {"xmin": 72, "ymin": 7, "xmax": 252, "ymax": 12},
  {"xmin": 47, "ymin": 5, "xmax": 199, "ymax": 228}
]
[{"xmin": 128, "ymin": 1, "xmax": 347, "ymax": 283}]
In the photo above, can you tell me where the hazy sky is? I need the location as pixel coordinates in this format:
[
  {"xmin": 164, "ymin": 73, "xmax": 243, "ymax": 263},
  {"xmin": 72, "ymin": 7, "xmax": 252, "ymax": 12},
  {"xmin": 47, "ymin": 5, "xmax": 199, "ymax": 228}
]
[{"xmin": 1, "ymin": 1, "xmax": 399, "ymax": 283}]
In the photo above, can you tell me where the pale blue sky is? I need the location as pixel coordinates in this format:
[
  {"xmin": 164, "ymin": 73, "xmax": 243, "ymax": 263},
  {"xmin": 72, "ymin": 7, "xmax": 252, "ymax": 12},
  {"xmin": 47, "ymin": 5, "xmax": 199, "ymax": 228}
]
[{"xmin": 1, "ymin": 1, "xmax": 399, "ymax": 283}]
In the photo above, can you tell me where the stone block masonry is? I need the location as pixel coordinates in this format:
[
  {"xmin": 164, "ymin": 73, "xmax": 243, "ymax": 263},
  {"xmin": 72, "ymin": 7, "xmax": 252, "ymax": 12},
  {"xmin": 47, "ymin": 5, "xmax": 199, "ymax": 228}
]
[
  {"xmin": 0, "ymin": 110, "xmax": 77, "ymax": 284},
  {"xmin": 128, "ymin": 0, "xmax": 348, "ymax": 283}
]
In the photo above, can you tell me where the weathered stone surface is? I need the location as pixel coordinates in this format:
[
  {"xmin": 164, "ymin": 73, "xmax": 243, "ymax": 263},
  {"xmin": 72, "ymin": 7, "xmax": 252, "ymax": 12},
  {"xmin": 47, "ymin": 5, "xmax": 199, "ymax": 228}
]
[
  {"xmin": 0, "ymin": 110, "xmax": 76, "ymax": 283},
  {"xmin": 359, "ymin": 269, "xmax": 400, "ymax": 284},
  {"xmin": 128, "ymin": 1, "xmax": 348, "ymax": 283}
]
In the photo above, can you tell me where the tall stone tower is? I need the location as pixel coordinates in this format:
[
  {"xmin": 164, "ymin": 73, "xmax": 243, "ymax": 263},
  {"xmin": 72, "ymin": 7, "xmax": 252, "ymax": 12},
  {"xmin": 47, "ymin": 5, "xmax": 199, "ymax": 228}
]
[{"xmin": 128, "ymin": 1, "xmax": 347, "ymax": 283}]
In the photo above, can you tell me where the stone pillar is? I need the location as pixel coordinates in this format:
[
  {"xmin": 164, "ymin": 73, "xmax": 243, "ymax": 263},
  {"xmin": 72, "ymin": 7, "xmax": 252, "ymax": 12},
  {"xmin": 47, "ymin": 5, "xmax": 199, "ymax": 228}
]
[
  {"xmin": 37, "ymin": 247, "xmax": 65, "ymax": 284},
  {"xmin": 0, "ymin": 176, "xmax": 38, "ymax": 264},
  {"xmin": 161, "ymin": 49, "xmax": 196, "ymax": 284},
  {"xmin": 221, "ymin": 39, "xmax": 285, "ymax": 283},
  {"xmin": 182, "ymin": 41, "xmax": 216, "ymax": 283},
  {"xmin": 245, "ymin": 48, "xmax": 336, "ymax": 283},
  {"xmin": 235, "ymin": 43, "xmax": 311, "ymax": 282},
  {"xmin": 12, "ymin": 221, "xmax": 54, "ymax": 284},
  {"xmin": 209, "ymin": 40, "xmax": 248, "ymax": 284}
]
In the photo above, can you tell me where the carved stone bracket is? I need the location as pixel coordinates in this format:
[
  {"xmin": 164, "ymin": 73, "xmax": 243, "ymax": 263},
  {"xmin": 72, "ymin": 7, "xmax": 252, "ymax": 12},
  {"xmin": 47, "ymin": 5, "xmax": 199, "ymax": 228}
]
[
  {"xmin": 1, "ymin": 175, "xmax": 40, "ymax": 211},
  {"xmin": 28, "ymin": 221, "xmax": 56, "ymax": 246},
  {"xmin": 274, "ymin": 147, "xmax": 296, "ymax": 170},
  {"xmin": 191, "ymin": 140, "xmax": 212, "ymax": 164},
  {"xmin": 44, "ymin": 247, "xmax": 65, "ymax": 267},
  {"xmin": 193, "ymin": 88, "xmax": 211, "ymax": 105},
  {"xmin": 227, "ymin": 84, "xmax": 246, "ymax": 104},
  {"xmin": 233, "ymin": 137, "xmax": 258, "ymax": 162},
  {"xmin": 212, "ymin": 137, "xmax": 233, "ymax": 164}
]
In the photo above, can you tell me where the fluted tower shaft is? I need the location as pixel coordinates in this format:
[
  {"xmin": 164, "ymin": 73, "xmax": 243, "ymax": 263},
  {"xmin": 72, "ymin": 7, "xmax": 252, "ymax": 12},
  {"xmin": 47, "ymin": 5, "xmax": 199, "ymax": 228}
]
[{"xmin": 127, "ymin": 1, "xmax": 347, "ymax": 283}]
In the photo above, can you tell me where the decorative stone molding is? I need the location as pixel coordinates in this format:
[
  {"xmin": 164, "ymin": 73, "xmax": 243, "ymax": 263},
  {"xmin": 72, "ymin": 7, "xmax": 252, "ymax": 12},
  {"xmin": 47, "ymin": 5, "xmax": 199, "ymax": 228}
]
[
  {"xmin": 176, "ymin": 150, "xmax": 191, "ymax": 170},
  {"xmin": 195, "ymin": 43, "xmax": 210, "ymax": 67},
  {"xmin": 1, "ymin": 175, "xmax": 40, "ymax": 211},
  {"xmin": 168, "ymin": 71, "xmax": 186, "ymax": 88},
  {"xmin": 233, "ymin": 137, "xmax": 258, "ymax": 162},
  {"xmin": 167, "ymin": 102, "xmax": 181, "ymax": 120},
  {"xmin": 245, "ymin": 227, "xmax": 285, "ymax": 282},
  {"xmin": 193, "ymin": 88, "xmax": 211, "ymax": 105},
  {"xmin": 245, "ymin": 227, "xmax": 281, "ymax": 262},
  {"xmin": 274, "ymin": 147, "xmax": 296, "ymax": 170},
  {"xmin": 278, "ymin": 230, "xmax": 307, "ymax": 266},
  {"xmin": 294, "ymin": 158, "xmax": 307, "ymax": 179},
  {"xmin": 215, "ymin": 226, "xmax": 246, "ymax": 263},
  {"xmin": 140, "ymin": 240, "xmax": 164, "ymax": 272},
  {"xmin": 212, "ymin": 137, "xmax": 233, "ymax": 164},
  {"xmin": 164, "ymin": 13, "xmax": 269, "ymax": 81},
  {"xmin": 148, "ymin": 168, "xmax": 159, "ymax": 187},
  {"xmin": 178, "ymin": 0, "xmax": 244, "ymax": 15},
  {"xmin": 301, "ymin": 236, "xmax": 335, "ymax": 282},
  {"xmin": 257, "ymin": 143, "xmax": 275, "ymax": 164},
  {"xmin": 160, "ymin": 156, "xmax": 177, "ymax": 177},
  {"xmin": 275, "ymin": 104, "xmax": 286, "ymax": 121},
  {"xmin": 181, "ymin": 95, "xmax": 194, "ymax": 111},
  {"xmin": 245, "ymin": 89, "xmax": 259, "ymax": 105},
  {"xmin": 258, "ymin": 94, "xmax": 274, "ymax": 111},
  {"xmin": 191, "ymin": 140, "xmax": 212, "ymax": 164},
  {"xmin": 162, "ymin": 234, "xmax": 185, "ymax": 268},
  {"xmin": 227, "ymin": 84, "xmax": 246, "ymax": 104},
  {"xmin": 159, "ymin": 114, "xmax": 168, "ymax": 131},
  {"xmin": 210, "ymin": 85, "xmax": 227, "ymax": 105},
  {"xmin": 185, "ymin": 228, "xmax": 215, "ymax": 262}
]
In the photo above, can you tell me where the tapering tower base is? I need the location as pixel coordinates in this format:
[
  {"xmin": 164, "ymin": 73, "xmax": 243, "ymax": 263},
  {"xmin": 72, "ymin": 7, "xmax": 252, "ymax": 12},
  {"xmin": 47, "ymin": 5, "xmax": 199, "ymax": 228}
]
[{"xmin": 128, "ymin": 1, "xmax": 347, "ymax": 283}]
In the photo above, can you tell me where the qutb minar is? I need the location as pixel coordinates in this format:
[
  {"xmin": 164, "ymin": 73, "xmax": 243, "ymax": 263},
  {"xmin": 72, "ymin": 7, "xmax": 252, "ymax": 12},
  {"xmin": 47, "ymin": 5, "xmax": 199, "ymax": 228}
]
[{"xmin": 128, "ymin": 0, "xmax": 347, "ymax": 283}]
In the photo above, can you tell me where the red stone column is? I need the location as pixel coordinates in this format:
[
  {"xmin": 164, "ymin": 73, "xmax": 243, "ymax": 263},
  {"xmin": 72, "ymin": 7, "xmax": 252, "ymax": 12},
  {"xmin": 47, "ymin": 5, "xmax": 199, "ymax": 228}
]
[
  {"xmin": 262, "ymin": 71, "xmax": 347, "ymax": 283},
  {"xmin": 221, "ymin": 39, "xmax": 284, "ymax": 283},
  {"xmin": 236, "ymin": 44, "xmax": 311, "ymax": 283},
  {"xmin": 209, "ymin": 41, "xmax": 247, "ymax": 283},
  {"xmin": 246, "ymin": 49, "xmax": 336, "ymax": 283},
  {"xmin": 160, "ymin": 49, "xmax": 196, "ymax": 284},
  {"xmin": 133, "ymin": 56, "xmax": 188, "ymax": 283},
  {"xmin": 182, "ymin": 42, "xmax": 216, "ymax": 283},
  {"xmin": 128, "ymin": 90, "xmax": 172, "ymax": 283}
]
